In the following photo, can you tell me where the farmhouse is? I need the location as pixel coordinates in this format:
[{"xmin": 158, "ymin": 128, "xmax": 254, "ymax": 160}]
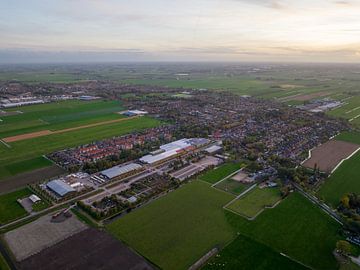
[
  {"xmin": 100, "ymin": 163, "xmax": 143, "ymax": 180},
  {"xmin": 46, "ymin": 180, "xmax": 75, "ymax": 197}
]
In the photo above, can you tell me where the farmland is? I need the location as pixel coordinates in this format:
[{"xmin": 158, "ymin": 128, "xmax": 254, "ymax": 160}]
[
  {"xmin": 302, "ymin": 140, "xmax": 360, "ymax": 173},
  {"xmin": 18, "ymin": 228, "xmax": 154, "ymax": 270},
  {"xmin": 0, "ymin": 116, "xmax": 161, "ymax": 180},
  {"xmin": 0, "ymin": 254, "xmax": 10, "ymax": 270},
  {"xmin": 317, "ymin": 151, "xmax": 360, "ymax": 207},
  {"xmin": 199, "ymin": 163, "xmax": 242, "ymax": 184},
  {"xmin": 0, "ymin": 188, "xmax": 32, "ymax": 224},
  {"xmin": 226, "ymin": 187, "xmax": 281, "ymax": 219},
  {"xmin": 107, "ymin": 181, "xmax": 236, "ymax": 270},
  {"xmin": 202, "ymin": 235, "xmax": 307, "ymax": 270},
  {"xmin": 226, "ymin": 192, "xmax": 342, "ymax": 270},
  {"xmin": 0, "ymin": 100, "xmax": 124, "ymax": 138},
  {"xmin": 107, "ymin": 179, "xmax": 341, "ymax": 270}
]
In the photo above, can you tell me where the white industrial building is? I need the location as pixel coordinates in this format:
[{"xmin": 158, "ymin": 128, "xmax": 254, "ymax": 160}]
[
  {"xmin": 139, "ymin": 138, "xmax": 210, "ymax": 165},
  {"xmin": 100, "ymin": 163, "xmax": 143, "ymax": 180}
]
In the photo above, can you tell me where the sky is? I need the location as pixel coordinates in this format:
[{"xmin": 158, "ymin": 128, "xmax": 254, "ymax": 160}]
[{"xmin": 1, "ymin": 0, "xmax": 360, "ymax": 63}]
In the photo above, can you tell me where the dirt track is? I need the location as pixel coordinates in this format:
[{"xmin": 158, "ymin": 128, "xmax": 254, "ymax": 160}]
[
  {"xmin": 302, "ymin": 140, "xmax": 360, "ymax": 173},
  {"xmin": 2, "ymin": 116, "xmax": 138, "ymax": 143}
]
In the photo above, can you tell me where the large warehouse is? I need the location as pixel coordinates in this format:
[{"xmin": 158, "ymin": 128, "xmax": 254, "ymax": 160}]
[
  {"xmin": 47, "ymin": 180, "xmax": 75, "ymax": 197},
  {"xmin": 139, "ymin": 138, "xmax": 210, "ymax": 165},
  {"xmin": 100, "ymin": 163, "xmax": 143, "ymax": 180}
]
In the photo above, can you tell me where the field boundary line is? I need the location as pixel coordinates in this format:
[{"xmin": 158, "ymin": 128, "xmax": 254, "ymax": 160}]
[
  {"xmin": 0, "ymin": 139, "xmax": 11, "ymax": 148},
  {"xmin": 223, "ymin": 184, "xmax": 257, "ymax": 209},
  {"xmin": 211, "ymin": 168, "xmax": 244, "ymax": 187},
  {"xmin": 330, "ymin": 146, "xmax": 360, "ymax": 175}
]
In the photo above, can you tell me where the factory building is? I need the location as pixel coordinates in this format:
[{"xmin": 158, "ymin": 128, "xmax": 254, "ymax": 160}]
[
  {"xmin": 46, "ymin": 180, "xmax": 76, "ymax": 197},
  {"xmin": 139, "ymin": 138, "xmax": 210, "ymax": 165},
  {"xmin": 100, "ymin": 163, "xmax": 143, "ymax": 180}
]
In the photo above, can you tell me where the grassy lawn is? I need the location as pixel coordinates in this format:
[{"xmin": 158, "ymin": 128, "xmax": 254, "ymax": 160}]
[
  {"xmin": 317, "ymin": 151, "xmax": 360, "ymax": 207},
  {"xmin": 0, "ymin": 116, "xmax": 161, "ymax": 180},
  {"xmin": 107, "ymin": 181, "xmax": 236, "ymax": 270},
  {"xmin": 200, "ymin": 163, "xmax": 243, "ymax": 184},
  {"xmin": 226, "ymin": 187, "xmax": 281, "ymax": 218},
  {"xmin": 214, "ymin": 178, "xmax": 249, "ymax": 195},
  {"xmin": 226, "ymin": 192, "xmax": 341, "ymax": 270},
  {"xmin": 0, "ymin": 188, "xmax": 32, "ymax": 224},
  {"xmin": 31, "ymin": 200, "xmax": 50, "ymax": 212},
  {"xmin": 202, "ymin": 234, "xmax": 308, "ymax": 270}
]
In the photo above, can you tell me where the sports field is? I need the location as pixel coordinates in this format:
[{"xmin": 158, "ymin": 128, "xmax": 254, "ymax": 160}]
[
  {"xmin": 108, "ymin": 179, "xmax": 341, "ymax": 270},
  {"xmin": 317, "ymin": 151, "xmax": 360, "ymax": 207},
  {"xmin": 226, "ymin": 187, "xmax": 282, "ymax": 219},
  {"xmin": 202, "ymin": 235, "xmax": 307, "ymax": 270},
  {"xmin": 0, "ymin": 188, "xmax": 32, "ymax": 224},
  {"xmin": 199, "ymin": 163, "xmax": 242, "ymax": 184},
  {"xmin": 107, "ymin": 181, "xmax": 236, "ymax": 270},
  {"xmin": 0, "ymin": 116, "xmax": 161, "ymax": 180}
]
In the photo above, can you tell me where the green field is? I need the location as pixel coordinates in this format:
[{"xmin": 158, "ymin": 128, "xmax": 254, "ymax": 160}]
[
  {"xmin": 0, "ymin": 156, "xmax": 52, "ymax": 178},
  {"xmin": 226, "ymin": 187, "xmax": 281, "ymax": 218},
  {"xmin": 226, "ymin": 192, "xmax": 341, "ymax": 270},
  {"xmin": 108, "ymin": 179, "xmax": 341, "ymax": 270},
  {"xmin": 317, "ymin": 151, "xmax": 360, "ymax": 207},
  {"xmin": 0, "ymin": 116, "xmax": 161, "ymax": 180},
  {"xmin": 108, "ymin": 181, "xmax": 236, "ymax": 270},
  {"xmin": 202, "ymin": 234, "xmax": 307, "ymax": 270},
  {"xmin": 0, "ymin": 188, "xmax": 32, "ymax": 224},
  {"xmin": 336, "ymin": 132, "xmax": 360, "ymax": 145},
  {"xmin": 0, "ymin": 253, "xmax": 10, "ymax": 270},
  {"xmin": 214, "ymin": 178, "xmax": 249, "ymax": 195},
  {"xmin": 200, "ymin": 163, "xmax": 242, "ymax": 184},
  {"xmin": 0, "ymin": 99, "xmax": 124, "ymax": 138}
]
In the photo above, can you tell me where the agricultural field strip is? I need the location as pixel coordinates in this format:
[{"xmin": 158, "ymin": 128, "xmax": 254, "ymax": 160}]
[
  {"xmin": 345, "ymin": 106, "xmax": 360, "ymax": 114},
  {"xmin": 2, "ymin": 116, "xmax": 139, "ymax": 143},
  {"xmin": 329, "ymin": 146, "xmax": 360, "ymax": 175},
  {"xmin": 349, "ymin": 114, "xmax": 360, "ymax": 122}
]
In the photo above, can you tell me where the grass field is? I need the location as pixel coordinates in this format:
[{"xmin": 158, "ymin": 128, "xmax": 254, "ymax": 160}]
[
  {"xmin": 214, "ymin": 178, "xmax": 249, "ymax": 195},
  {"xmin": 0, "ymin": 116, "xmax": 161, "ymax": 180},
  {"xmin": 202, "ymin": 234, "xmax": 307, "ymax": 270},
  {"xmin": 107, "ymin": 181, "xmax": 236, "ymax": 270},
  {"xmin": 336, "ymin": 132, "xmax": 360, "ymax": 145},
  {"xmin": 107, "ymin": 178, "xmax": 341, "ymax": 270},
  {"xmin": 317, "ymin": 151, "xmax": 360, "ymax": 207},
  {"xmin": 199, "ymin": 163, "xmax": 243, "ymax": 184},
  {"xmin": 0, "ymin": 100, "xmax": 124, "ymax": 138},
  {"xmin": 226, "ymin": 187, "xmax": 281, "ymax": 218},
  {"xmin": 0, "ymin": 188, "xmax": 32, "ymax": 224},
  {"xmin": 0, "ymin": 157, "xmax": 53, "ymax": 180},
  {"xmin": 0, "ymin": 253, "xmax": 10, "ymax": 270},
  {"xmin": 226, "ymin": 192, "xmax": 341, "ymax": 270}
]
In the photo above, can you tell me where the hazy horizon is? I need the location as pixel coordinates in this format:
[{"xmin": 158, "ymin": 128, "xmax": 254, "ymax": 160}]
[{"xmin": 2, "ymin": 0, "xmax": 360, "ymax": 63}]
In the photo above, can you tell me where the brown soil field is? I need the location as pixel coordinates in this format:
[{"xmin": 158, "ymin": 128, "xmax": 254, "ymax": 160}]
[
  {"xmin": 3, "ymin": 130, "xmax": 53, "ymax": 142},
  {"xmin": 0, "ymin": 165, "xmax": 65, "ymax": 195},
  {"xmin": 18, "ymin": 228, "xmax": 154, "ymax": 270},
  {"xmin": 2, "ymin": 116, "xmax": 138, "ymax": 143},
  {"xmin": 302, "ymin": 140, "xmax": 360, "ymax": 173}
]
